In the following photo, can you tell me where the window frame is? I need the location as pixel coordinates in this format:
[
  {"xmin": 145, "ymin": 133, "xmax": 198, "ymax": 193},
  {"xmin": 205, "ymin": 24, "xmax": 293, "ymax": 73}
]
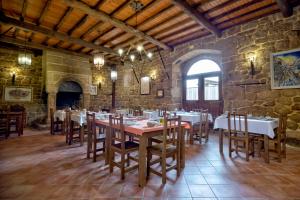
[{"xmin": 183, "ymin": 60, "xmax": 222, "ymax": 104}]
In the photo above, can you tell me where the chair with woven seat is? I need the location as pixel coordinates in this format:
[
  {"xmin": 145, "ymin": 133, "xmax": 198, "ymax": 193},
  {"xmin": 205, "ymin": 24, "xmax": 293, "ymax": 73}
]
[
  {"xmin": 86, "ymin": 113, "xmax": 106, "ymax": 162},
  {"xmin": 50, "ymin": 108, "xmax": 64, "ymax": 135},
  {"xmin": 228, "ymin": 112, "xmax": 255, "ymax": 161},
  {"xmin": 147, "ymin": 114, "xmax": 181, "ymax": 184},
  {"xmin": 192, "ymin": 109, "xmax": 209, "ymax": 144},
  {"xmin": 0, "ymin": 112, "xmax": 9, "ymax": 139},
  {"xmin": 7, "ymin": 112, "xmax": 24, "ymax": 137},
  {"xmin": 108, "ymin": 115, "xmax": 139, "ymax": 180},
  {"xmin": 10, "ymin": 105, "xmax": 26, "ymax": 128},
  {"xmin": 65, "ymin": 111, "xmax": 82, "ymax": 145},
  {"xmin": 257, "ymin": 114, "xmax": 287, "ymax": 162}
]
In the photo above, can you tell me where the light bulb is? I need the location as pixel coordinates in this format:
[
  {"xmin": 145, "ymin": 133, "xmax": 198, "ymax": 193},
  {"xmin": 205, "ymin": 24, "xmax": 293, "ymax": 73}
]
[
  {"xmin": 130, "ymin": 54, "xmax": 135, "ymax": 62},
  {"xmin": 136, "ymin": 45, "xmax": 143, "ymax": 52},
  {"xmin": 118, "ymin": 48, "xmax": 124, "ymax": 56},
  {"xmin": 147, "ymin": 52, "xmax": 153, "ymax": 59}
]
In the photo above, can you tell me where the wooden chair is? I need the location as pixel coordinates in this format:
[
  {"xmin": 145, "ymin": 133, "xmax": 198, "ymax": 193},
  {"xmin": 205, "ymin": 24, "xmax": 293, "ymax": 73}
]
[
  {"xmin": 192, "ymin": 109, "xmax": 209, "ymax": 144},
  {"xmin": 147, "ymin": 114, "xmax": 181, "ymax": 184},
  {"xmin": 65, "ymin": 111, "xmax": 82, "ymax": 145},
  {"xmin": 10, "ymin": 105, "xmax": 26, "ymax": 128},
  {"xmin": 0, "ymin": 112, "xmax": 9, "ymax": 139},
  {"xmin": 109, "ymin": 115, "xmax": 139, "ymax": 180},
  {"xmin": 8, "ymin": 112, "xmax": 23, "ymax": 136},
  {"xmin": 158, "ymin": 108, "xmax": 167, "ymax": 117},
  {"xmin": 86, "ymin": 113, "xmax": 106, "ymax": 162},
  {"xmin": 50, "ymin": 108, "xmax": 64, "ymax": 135},
  {"xmin": 228, "ymin": 112, "xmax": 254, "ymax": 161},
  {"xmin": 258, "ymin": 115, "xmax": 287, "ymax": 162}
]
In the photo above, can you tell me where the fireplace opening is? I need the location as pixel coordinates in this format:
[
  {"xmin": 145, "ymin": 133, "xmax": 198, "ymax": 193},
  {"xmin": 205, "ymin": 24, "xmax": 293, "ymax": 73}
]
[{"xmin": 56, "ymin": 81, "xmax": 83, "ymax": 109}]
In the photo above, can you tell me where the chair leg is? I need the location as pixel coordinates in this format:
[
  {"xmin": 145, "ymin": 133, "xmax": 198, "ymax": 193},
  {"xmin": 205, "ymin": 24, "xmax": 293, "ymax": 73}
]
[
  {"xmin": 176, "ymin": 152, "xmax": 180, "ymax": 177},
  {"xmin": 93, "ymin": 134, "xmax": 97, "ymax": 162},
  {"xmin": 245, "ymin": 139, "xmax": 249, "ymax": 161},
  {"xmin": 229, "ymin": 135, "xmax": 232, "ymax": 158},
  {"xmin": 121, "ymin": 153, "xmax": 125, "ymax": 180},
  {"xmin": 109, "ymin": 150, "xmax": 114, "ymax": 173},
  {"xmin": 277, "ymin": 142, "xmax": 282, "ymax": 163},
  {"xmin": 147, "ymin": 150, "xmax": 151, "ymax": 178},
  {"xmin": 161, "ymin": 155, "xmax": 167, "ymax": 184},
  {"xmin": 199, "ymin": 130, "xmax": 202, "ymax": 144}
]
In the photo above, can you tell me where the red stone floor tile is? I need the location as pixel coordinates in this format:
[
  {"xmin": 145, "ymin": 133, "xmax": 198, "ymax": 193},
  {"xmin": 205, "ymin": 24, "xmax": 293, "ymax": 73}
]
[{"xmin": 1, "ymin": 130, "xmax": 300, "ymax": 199}]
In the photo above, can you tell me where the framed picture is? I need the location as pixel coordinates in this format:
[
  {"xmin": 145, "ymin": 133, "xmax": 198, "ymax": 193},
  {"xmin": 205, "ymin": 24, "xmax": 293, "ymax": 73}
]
[
  {"xmin": 140, "ymin": 76, "xmax": 150, "ymax": 95},
  {"xmin": 4, "ymin": 86, "xmax": 32, "ymax": 102},
  {"xmin": 157, "ymin": 89, "xmax": 164, "ymax": 98},
  {"xmin": 270, "ymin": 48, "xmax": 300, "ymax": 89},
  {"xmin": 90, "ymin": 85, "xmax": 97, "ymax": 95}
]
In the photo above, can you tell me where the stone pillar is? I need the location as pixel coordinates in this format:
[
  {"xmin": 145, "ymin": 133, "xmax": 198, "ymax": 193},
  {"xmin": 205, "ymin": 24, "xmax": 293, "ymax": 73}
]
[
  {"xmin": 83, "ymin": 93, "xmax": 90, "ymax": 109},
  {"xmin": 47, "ymin": 92, "xmax": 56, "ymax": 123}
]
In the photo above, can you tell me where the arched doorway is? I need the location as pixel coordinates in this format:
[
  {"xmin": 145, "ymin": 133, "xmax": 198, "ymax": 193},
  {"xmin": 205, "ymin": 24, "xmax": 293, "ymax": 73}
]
[
  {"xmin": 183, "ymin": 59, "xmax": 223, "ymax": 116},
  {"xmin": 56, "ymin": 81, "xmax": 83, "ymax": 109}
]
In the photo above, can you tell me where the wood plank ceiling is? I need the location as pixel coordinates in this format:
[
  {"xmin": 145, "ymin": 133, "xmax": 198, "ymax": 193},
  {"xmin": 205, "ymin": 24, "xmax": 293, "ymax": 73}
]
[{"xmin": 0, "ymin": 0, "xmax": 298, "ymax": 61}]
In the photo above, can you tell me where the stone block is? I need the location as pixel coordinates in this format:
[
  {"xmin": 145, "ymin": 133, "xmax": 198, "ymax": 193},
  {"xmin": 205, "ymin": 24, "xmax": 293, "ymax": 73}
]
[{"xmin": 287, "ymin": 120, "xmax": 298, "ymax": 130}]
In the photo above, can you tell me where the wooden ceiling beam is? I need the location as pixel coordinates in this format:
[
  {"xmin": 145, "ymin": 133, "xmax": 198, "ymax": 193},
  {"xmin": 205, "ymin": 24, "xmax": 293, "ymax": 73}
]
[
  {"xmin": 172, "ymin": 0, "xmax": 221, "ymax": 37},
  {"xmin": 64, "ymin": 0, "xmax": 172, "ymax": 51},
  {"xmin": 80, "ymin": 21, "xmax": 103, "ymax": 39},
  {"xmin": 67, "ymin": 14, "xmax": 88, "ymax": 35},
  {"xmin": 54, "ymin": 7, "xmax": 73, "ymax": 31},
  {"xmin": 275, "ymin": 0, "xmax": 293, "ymax": 17},
  {"xmin": 20, "ymin": 0, "xmax": 28, "ymax": 22},
  {"xmin": 0, "ymin": 35, "xmax": 90, "ymax": 58},
  {"xmin": 37, "ymin": 0, "xmax": 52, "ymax": 26},
  {"xmin": 0, "ymin": 13, "xmax": 118, "ymax": 55}
]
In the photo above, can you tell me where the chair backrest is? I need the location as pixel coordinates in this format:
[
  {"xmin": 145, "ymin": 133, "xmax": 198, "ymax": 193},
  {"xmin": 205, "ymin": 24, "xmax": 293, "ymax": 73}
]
[
  {"xmin": 86, "ymin": 112, "xmax": 96, "ymax": 136},
  {"xmin": 199, "ymin": 109, "xmax": 209, "ymax": 134},
  {"xmin": 158, "ymin": 108, "xmax": 167, "ymax": 117},
  {"xmin": 193, "ymin": 108, "xmax": 202, "ymax": 112},
  {"xmin": 109, "ymin": 114, "xmax": 125, "ymax": 150},
  {"xmin": 227, "ymin": 112, "xmax": 248, "ymax": 136},
  {"xmin": 277, "ymin": 114, "xmax": 287, "ymax": 141},
  {"xmin": 162, "ymin": 113, "xmax": 181, "ymax": 150}
]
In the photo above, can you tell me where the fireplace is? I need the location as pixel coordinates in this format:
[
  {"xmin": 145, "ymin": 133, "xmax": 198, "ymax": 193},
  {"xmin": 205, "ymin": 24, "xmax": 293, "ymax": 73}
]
[{"xmin": 56, "ymin": 81, "xmax": 83, "ymax": 109}]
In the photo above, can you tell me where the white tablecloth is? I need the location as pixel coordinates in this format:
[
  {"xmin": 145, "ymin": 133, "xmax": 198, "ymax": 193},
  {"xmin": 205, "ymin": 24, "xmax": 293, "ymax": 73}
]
[
  {"xmin": 54, "ymin": 110, "xmax": 66, "ymax": 121},
  {"xmin": 176, "ymin": 112, "xmax": 213, "ymax": 125},
  {"xmin": 143, "ymin": 111, "xmax": 159, "ymax": 119},
  {"xmin": 116, "ymin": 109, "xmax": 128, "ymax": 115},
  {"xmin": 214, "ymin": 116, "xmax": 278, "ymax": 138}
]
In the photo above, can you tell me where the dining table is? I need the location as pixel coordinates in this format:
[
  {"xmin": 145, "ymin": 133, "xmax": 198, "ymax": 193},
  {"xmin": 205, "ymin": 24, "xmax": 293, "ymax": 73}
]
[
  {"xmin": 214, "ymin": 115, "xmax": 279, "ymax": 163},
  {"xmin": 95, "ymin": 118, "xmax": 186, "ymax": 187}
]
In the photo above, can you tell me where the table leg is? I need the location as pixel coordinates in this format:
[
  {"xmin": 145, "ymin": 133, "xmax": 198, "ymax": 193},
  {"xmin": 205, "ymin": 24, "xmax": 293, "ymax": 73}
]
[
  {"xmin": 87, "ymin": 126, "xmax": 91, "ymax": 159},
  {"xmin": 180, "ymin": 127, "xmax": 185, "ymax": 169},
  {"xmin": 138, "ymin": 136, "xmax": 147, "ymax": 187},
  {"xmin": 264, "ymin": 135, "xmax": 269, "ymax": 163},
  {"xmin": 105, "ymin": 126, "xmax": 110, "ymax": 165},
  {"xmin": 189, "ymin": 123, "xmax": 194, "ymax": 145},
  {"xmin": 219, "ymin": 129, "xmax": 223, "ymax": 154},
  {"xmin": 80, "ymin": 125, "xmax": 84, "ymax": 146}
]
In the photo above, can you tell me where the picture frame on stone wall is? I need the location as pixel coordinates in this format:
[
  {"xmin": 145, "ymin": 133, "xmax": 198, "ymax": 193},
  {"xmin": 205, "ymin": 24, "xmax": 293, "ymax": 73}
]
[
  {"xmin": 4, "ymin": 86, "xmax": 32, "ymax": 102},
  {"xmin": 140, "ymin": 76, "xmax": 150, "ymax": 95},
  {"xmin": 156, "ymin": 89, "xmax": 164, "ymax": 98},
  {"xmin": 90, "ymin": 85, "xmax": 97, "ymax": 95},
  {"xmin": 270, "ymin": 48, "xmax": 300, "ymax": 89}
]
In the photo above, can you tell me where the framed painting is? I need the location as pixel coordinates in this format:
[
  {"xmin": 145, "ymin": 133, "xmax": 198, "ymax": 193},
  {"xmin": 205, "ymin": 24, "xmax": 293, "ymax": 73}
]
[
  {"xmin": 4, "ymin": 86, "xmax": 32, "ymax": 102},
  {"xmin": 90, "ymin": 85, "xmax": 97, "ymax": 95},
  {"xmin": 156, "ymin": 89, "xmax": 164, "ymax": 98},
  {"xmin": 270, "ymin": 48, "xmax": 300, "ymax": 89},
  {"xmin": 140, "ymin": 76, "xmax": 150, "ymax": 95}
]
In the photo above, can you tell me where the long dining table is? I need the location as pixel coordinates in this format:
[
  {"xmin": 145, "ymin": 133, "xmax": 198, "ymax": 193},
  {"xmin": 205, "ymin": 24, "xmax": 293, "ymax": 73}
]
[
  {"xmin": 95, "ymin": 118, "xmax": 186, "ymax": 187},
  {"xmin": 214, "ymin": 115, "xmax": 279, "ymax": 163}
]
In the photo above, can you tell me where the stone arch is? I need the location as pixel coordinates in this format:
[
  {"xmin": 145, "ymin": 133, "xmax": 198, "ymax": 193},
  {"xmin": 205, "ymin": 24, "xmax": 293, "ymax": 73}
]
[{"xmin": 171, "ymin": 49, "xmax": 222, "ymax": 106}]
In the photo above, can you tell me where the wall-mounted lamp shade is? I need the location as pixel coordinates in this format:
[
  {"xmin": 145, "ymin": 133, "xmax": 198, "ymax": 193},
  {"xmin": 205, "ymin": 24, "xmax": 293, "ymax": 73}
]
[
  {"xmin": 111, "ymin": 70, "xmax": 117, "ymax": 81},
  {"xmin": 18, "ymin": 53, "xmax": 31, "ymax": 66},
  {"xmin": 11, "ymin": 71, "xmax": 16, "ymax": 84}
]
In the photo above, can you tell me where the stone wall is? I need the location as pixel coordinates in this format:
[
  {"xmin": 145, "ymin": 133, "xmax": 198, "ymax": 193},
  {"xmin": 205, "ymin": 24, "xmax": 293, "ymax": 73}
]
[
  {"xmin": 90, "ymin": 6, "xmax": 300, "ymax": 139},
  {"xmin": 0, "ymin": 48, "xmax": 47, "ymax": 124}
]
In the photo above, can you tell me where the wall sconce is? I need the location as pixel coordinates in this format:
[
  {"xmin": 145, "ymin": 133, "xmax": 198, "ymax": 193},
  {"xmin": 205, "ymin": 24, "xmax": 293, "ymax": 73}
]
[
  {"xmin": 150, "ymin": 70, "xmax": 157, "ymax": 80},
  {"xmin": 247, "ymin": 53, "xmax": 256, "ymax": 78},
  {"xmin": 98, "ymin": 77, "xmax": 103, "ymax": 89},
  {"xmin": 11, "ymin": 71, "xmax": 16, "ymax": 85},
  {"xmin": 111, "ymin": 68, "xmax": 117, "ymax": 82}
]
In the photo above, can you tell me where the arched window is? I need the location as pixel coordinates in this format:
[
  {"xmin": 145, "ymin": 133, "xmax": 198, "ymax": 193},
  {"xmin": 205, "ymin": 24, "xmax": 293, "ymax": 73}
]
[
  {"xmin": 185, "ymin": 59, "xmax": 221, "ymax": 102},
  {"xmin": 187, "ymin": 59, "xmax": 221, "ymax": 75}
]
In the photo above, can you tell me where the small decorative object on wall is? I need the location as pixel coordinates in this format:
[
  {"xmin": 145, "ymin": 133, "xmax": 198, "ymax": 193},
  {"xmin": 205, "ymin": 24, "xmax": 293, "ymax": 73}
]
[
  {"xmin": 4, "ymin": 86, "xmax": 32, "ymax": 102},
  {"xmin": 157, "ymin": 89, "xmax": 164, "ymax": 98},
  {"xmin": 271, "ymin": 48, "xmax": 300, "ymax": 89},
  {"xmin": 140, "ymin": 76, "xmax": 150, "ymax": 95},
  {"xmin": 90, "ymin": 85, "xmax": 97, "ymax": 95}
]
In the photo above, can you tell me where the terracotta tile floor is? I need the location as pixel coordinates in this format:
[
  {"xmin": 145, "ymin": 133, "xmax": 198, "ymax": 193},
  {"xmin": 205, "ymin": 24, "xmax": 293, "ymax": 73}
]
[{"xmin": 1, "ymin": 129, "xmax": 300, "ymax": 200}]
